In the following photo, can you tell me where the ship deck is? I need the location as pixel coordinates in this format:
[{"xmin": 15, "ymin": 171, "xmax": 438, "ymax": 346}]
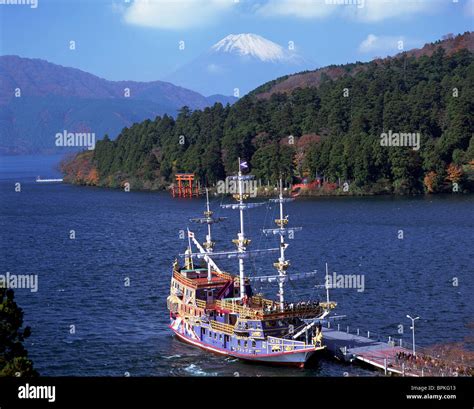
[{"xmin": 173, "ymin": 269, "xmax": 232, "ymax": 289}]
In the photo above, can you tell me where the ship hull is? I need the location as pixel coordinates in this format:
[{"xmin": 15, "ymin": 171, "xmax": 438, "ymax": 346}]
[{"xmin": 170, "ymin": 325, "xmax": 317, "ymax": 368}]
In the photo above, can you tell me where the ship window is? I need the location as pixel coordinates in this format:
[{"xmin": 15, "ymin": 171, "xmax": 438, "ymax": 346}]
[
  {"xmin": 252, "ymin": 341, "xmax": 256, "ymax": 348},
  {"xmin": 237, "ymin": 340, "xmax": 241, "ymax": 346},
  {"xmin": 244, "ymin": 341, "xmax": 248, "ymax": 348}
]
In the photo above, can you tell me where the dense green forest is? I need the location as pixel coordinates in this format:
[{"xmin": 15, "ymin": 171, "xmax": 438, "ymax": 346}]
[
  {"xmin": 0, "ymin": 289, "xmax": 37, "ymax": 377},
  {"xmin": 63, "ymin": 46, "xmax": 474, "ymax": 195}
]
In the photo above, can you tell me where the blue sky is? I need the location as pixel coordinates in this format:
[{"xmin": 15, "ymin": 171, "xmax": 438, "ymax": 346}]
[{"xmin": 0, "ymin": 0, "xmax": 472, "ymax": 82}]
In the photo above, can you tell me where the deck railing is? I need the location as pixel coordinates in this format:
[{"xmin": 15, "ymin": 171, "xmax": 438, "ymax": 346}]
[
  {"xmin": 216, "ymin": 299, "xmax": 263, "ymax": 318},
  {"xmin": 173, "ymin": 271, "xmax": 196, "ymax": 287},
  {"xmin": 319, "ymin": 301, "xmax": 337, "ymax": 310},
  {"xmin": 265, "ymin": 336, "xmax": 309, "ymax": 353},
  {"xmin": 215, "ymin": 271, "xmax": 234, "ymax": 281},
  {"xmin": 263, "ymin": 304, "xmax": 323, "ymax": 319},
  {"xmin": 210, "ymin": 320, "xmax": 235, "ymax": 335},
  {"xmin": 173, "ymin": 270, "xmax": 234, "ymax": 289},
  {"xmin": 215, "ymin": 298, "xmax": 325, "ymax": 319},
  {"xmin": 195, "ymin": 299, "xmax": 207, "ymax": 309}
]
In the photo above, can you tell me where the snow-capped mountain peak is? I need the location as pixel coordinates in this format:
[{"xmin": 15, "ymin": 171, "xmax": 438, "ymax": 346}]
[
  {"xmin": 167, "ymin": 33, "xmax": 314, "ymax": 96},
  {"xmin": 211, "ymin": 33, "xmax": 289, "ymax": 62}
]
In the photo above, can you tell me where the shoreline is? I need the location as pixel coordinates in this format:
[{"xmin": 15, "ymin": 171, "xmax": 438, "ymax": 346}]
[{"xmin": 61, "ymin": 179, "xmax": 473, "ymax": 199}]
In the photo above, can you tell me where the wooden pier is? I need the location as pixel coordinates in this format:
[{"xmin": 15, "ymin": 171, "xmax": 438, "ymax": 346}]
[{"xmin": 322, "ymin": 326, "xmax": 458, "ymax": 377}]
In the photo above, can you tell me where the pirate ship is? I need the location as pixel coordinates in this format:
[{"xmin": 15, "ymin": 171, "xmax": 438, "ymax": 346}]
[{"xmin": 167, "ymin": 161, "xmax": 337, "ymax": 367}]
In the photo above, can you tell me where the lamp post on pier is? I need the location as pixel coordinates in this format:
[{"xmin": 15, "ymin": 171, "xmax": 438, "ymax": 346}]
[{"xmin": 406, "ymin": 315, "xmax": 419, "ymax": 356}]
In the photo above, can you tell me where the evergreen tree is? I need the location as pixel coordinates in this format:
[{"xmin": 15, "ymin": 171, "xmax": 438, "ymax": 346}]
[
  {"xmin": 0, "ymin": 289, "xmax": 38, "ymax": 377},
  {"xmin": 63, "ymin": 45, "xmax": 474, "ymax": 195}
]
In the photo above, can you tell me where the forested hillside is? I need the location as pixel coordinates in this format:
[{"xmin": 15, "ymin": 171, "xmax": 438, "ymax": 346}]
[{"xmin": 62, "ymin": 34, "xmax": 474, "ymax": 195}]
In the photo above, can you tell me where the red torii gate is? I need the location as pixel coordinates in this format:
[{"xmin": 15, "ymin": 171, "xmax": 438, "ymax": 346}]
[{"xmin": 172, "ymin": 174, "xmax": 200, "ymax": 198}]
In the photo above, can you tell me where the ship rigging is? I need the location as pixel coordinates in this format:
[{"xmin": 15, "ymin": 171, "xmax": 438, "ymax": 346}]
[{"xmin": 167, "ymin": 159, "xmax": 337, "ymax": 366}]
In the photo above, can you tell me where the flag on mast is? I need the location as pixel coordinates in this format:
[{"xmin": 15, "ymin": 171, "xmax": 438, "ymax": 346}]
[{"xmin": 239, "ymin": 160, "xmax": 249, "ymax": 172}]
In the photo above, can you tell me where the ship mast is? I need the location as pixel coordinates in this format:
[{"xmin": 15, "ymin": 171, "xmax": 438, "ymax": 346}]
[
  {"xmin": 218, "ymin": 158, "xmax": 268, "ymax": 301},
  {"xmin": 263, "ymin": 178, "xmax": 302, "ymax": 312},
  {"xmin": 189, "ymin": 187, "xmax": 226, "ymax": 281},
  {"xmin": 325, "ymin": 262, "xmax": 331, "ymax": 304},
  {"xmin": 205, "ymin": 188, "xmax": 214, "ymax": 281},
  {"xmin": 276, "ymin": 179, "xmax": 288, "ymax": 311},
  {"xmin": 204, "ymin": 188, "xmax": 214, "ymax": 253},
  {"xmin": 236, "ymin": 158, "xmax": 248, "ymax": 300},
  {"xmin": 186, "ymin": 175, "xmax": 277, "ymax": 287}
]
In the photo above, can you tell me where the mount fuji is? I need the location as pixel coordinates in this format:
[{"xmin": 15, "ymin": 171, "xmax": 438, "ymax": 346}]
[{"xmin": 166, "ymin": 33, "xmax": 315, "ymax": 97}]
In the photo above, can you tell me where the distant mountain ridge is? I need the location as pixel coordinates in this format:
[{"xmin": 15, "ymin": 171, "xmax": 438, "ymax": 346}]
[
  {"xmin": 61, "ymin": 32, "xmax": 474, "ymax": 196},
  {"xmin": 253, "ymin": 32, "xmax": 474, "ymax": 99},
  {"xmin": 0, "ymin": 55, "xmax": 236, "ymax": 154}
]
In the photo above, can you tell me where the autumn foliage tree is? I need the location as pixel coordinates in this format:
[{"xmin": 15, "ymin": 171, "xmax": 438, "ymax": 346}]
[
  {"xmin": 60, "ymin": 151, "xmax": 99, "ymax": 186},
  {"xmin": 446, "ymin": 163, "xmax": 464, "ymax": 185},
  {"xmin": 424, "ymin": 171, "xmax": 438, "ymax": 193}
]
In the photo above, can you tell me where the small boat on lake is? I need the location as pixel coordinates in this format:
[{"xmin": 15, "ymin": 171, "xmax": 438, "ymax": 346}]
[{"xmin": 36, "ymin": 176, "xmax": 63, "ymax": 183}]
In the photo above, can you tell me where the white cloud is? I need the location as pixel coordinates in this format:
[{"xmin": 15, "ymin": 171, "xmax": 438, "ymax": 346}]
[
  {"xmin": 350, "ymin": 0, "xmax": 441, "ymax": 22},
  {"xmin": 257, "ymin": 0, "xmax": 442, "ymax": 22},
  {"xmin": 122, "ymin": 0, "xmax": 234, "ymax": 30},
  {"xmin": 119, "ymin": 0, "xmax": 450, "ymax": 30},
  {"xmin": 257, "ymin": 0, "xmax": 335, "ymax": 19},
  {"xmin": 465, "ymin": 0, "xmax": 474, "ymax": 16},
  {"xmin": 358, "ymin": 34, "xmax": 409, "ymax": 55}
]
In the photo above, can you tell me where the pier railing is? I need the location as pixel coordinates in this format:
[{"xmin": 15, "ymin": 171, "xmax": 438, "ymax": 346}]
[{"xmin": 327, "ymin": 322, "xmax": 472, "ymax": 377}]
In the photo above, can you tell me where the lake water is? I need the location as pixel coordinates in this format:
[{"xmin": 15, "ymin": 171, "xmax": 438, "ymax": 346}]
[{"xmin": 0, "ymin": 155, "xmax": 473, "ymax": 376}]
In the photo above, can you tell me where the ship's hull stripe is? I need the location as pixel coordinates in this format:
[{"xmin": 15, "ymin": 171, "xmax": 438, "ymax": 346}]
[{"xmin": 169, "ymin": 324, "xmax": 316, "ymax": 360}]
